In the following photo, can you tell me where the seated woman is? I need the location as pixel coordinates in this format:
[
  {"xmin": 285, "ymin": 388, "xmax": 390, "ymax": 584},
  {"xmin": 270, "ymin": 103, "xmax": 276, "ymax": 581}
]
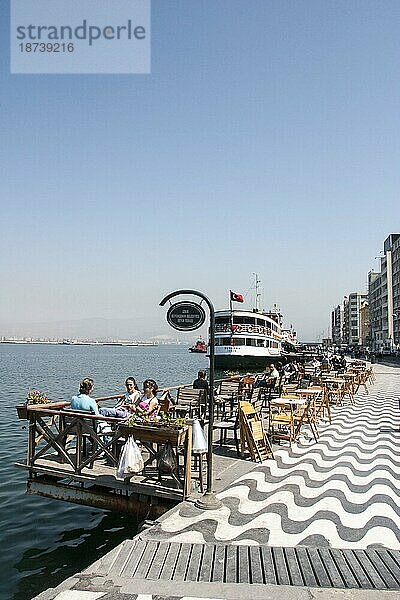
[
  {"xmin": 70, "ymin": 378, "xmax": 99, "ymax": 415},
  {"xmin": 133, "ymin": 379, "xmax": 159, "ymax": 418},
  {"xmin": 99, "ymin": 377, "xmax": 140, "ymax": 419}
]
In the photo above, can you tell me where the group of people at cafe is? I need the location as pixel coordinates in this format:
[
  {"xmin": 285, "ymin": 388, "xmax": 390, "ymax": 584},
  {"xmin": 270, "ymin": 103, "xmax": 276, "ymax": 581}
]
[
  {"xmin": 68, "ymin": 354, "xmax": 350, "ymax": 421},
  {"xmin": 70, "ymin": 377, "xmax": 160, "ymax": 419}
]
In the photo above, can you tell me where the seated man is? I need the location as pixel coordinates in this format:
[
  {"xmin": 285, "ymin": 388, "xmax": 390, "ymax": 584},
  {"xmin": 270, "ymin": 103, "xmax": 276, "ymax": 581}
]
[
  {"xmin": 256, "ymin": 364, "xmax": 279, "ymax": 391},
  {"xmin": 310, "ymin": 357, "xmax": 321, "ymax": 369},
  {"xmin": 266, "ymin": 364, "xmax": 279, "ymax": 387},
  {"xmin": 70, "ymin": 378, "xmax": 99, "ymax": 415},
  {"xmin": 99, "ymin": 377, "xmax": 140, "ymax": 419},
  {"xmin": 193, "ymin": 370, "xmax": 209, "ymax": 394}
]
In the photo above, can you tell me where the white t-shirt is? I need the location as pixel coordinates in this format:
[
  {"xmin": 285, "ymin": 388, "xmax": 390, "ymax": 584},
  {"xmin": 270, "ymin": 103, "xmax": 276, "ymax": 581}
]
[{"xmin": 116, "ymin": 390, "xmax": 140, "ymax": 409}]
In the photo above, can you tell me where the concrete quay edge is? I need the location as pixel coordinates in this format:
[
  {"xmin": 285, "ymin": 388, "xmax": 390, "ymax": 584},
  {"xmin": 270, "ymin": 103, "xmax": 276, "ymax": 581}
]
[{"xmin": 32, "ymin": 574, "xmax": 400, "ymax": 600}]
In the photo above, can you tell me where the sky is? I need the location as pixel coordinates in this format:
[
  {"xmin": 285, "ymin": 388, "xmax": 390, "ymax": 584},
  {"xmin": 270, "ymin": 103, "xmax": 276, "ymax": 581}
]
[{"xmin": 1, "ymin": 0, "xmax": 400, "ymax": 341}]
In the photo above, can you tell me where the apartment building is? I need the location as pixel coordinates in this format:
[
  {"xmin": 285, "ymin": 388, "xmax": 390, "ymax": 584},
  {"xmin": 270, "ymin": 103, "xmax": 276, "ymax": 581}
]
[
  {"xmin": 345, "ymin": 292, "xmax": 368, "ymax": 347},
  {"xmin": 331, "ymin": 302, "xmax": 344, "ymax": 346},
  {"xmin": 331, "ymin": 294, "xmax": 367, "ymax": 348},
  {"xmin": 392, "ymin": 235, "xmax": 400, "ymax": 347},
  {"xmin": 359, "ymin": 299, "xmax": 370, "ymax": 347},
  {"xmin": 368, "ymin": 233, "xmax": 400, "ymax": 352}
]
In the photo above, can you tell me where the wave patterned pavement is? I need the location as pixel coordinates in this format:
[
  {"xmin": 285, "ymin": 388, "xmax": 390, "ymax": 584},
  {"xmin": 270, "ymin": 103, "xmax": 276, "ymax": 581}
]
[{"xmin": 157, "ymin": 365, "xmax": 400, "ymax": 549}]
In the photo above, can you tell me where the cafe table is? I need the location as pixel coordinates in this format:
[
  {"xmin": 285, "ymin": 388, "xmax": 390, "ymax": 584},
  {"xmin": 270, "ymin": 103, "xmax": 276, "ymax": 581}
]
[
  {"xmin": 295, "ymin": 387, "xmax": 331, "ymax": 424},
  {"xmin": 323, "ymin": 377, "xmax": 354, "ymax": 405},
  {"xmin": 342, "ymin": 372, "xmax": 359, "ymax": 399},
  {"xmin": 270, "ymin": 397, "xmax": 319, "ymax": 443}
]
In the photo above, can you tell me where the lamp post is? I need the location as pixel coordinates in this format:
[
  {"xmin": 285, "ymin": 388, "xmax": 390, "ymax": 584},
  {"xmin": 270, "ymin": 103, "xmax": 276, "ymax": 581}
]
[{"xmin": 159, "ymin": 289, "xmax": 222, "ymax": 510}]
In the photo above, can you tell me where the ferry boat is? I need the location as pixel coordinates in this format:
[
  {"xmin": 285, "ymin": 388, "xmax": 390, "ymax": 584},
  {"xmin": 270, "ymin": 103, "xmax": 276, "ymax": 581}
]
[
  {"xmin": 214, "ymin": 277, "xmax": 283, "ymax": 369},
  {"xmin": 189, "ymin": 338, "xmax": 207, "ymax": 353}
]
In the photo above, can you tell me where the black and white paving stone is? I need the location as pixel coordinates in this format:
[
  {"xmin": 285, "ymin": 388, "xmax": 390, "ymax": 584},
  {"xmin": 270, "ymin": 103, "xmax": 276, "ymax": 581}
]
[
  {"xmin": 51, "ymin": 591, "xmax": 224, "ymax": 600},
  {"xmin": 151, "ymin": 365, "xmax": 400, "ymax": 549}
]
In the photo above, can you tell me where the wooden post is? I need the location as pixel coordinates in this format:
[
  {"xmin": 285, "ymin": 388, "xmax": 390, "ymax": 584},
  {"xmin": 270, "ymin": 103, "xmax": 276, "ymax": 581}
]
[
  {"xmin": 28, "ymin": 411, "xmax": 36, "ymax": 466},
  {"xmin": 183, "ymin": 424, "xmax": 192, "ymax": 498},
  {"xmin": 76, "ymin": 418, "xmax": 82, "ymax": 473}
]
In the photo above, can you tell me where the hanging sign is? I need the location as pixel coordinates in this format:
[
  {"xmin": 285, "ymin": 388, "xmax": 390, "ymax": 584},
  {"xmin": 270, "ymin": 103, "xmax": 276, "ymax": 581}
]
[{"xmin": 166, "ymin": 301, "xmax": 206, "ymax": 331}]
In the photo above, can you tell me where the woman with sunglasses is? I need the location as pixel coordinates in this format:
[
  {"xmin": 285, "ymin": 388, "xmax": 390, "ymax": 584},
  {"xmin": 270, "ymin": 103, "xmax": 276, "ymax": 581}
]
[{"xmin": 134, "ymin": 379, "xmax": 159, "ymax": 418}]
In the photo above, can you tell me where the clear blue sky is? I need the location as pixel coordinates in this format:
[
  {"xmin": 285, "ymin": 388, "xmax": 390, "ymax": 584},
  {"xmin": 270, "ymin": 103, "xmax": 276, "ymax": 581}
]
[{"xmin": 1, "ymin": 0, "xmax": 399, "ymax": 340}]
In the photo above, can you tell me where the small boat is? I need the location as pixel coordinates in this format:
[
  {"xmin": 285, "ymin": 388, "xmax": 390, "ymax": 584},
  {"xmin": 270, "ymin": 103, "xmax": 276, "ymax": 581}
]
[{"xmin": 190, "ymin": 339, "xmax": 207, "ymax": 353}]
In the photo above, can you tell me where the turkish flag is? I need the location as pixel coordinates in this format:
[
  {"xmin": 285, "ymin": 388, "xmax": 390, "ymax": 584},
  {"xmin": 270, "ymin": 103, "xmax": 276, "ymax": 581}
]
[
  {"xmin": 231, "ymin": 324, "xmax": 239, "ymax": 332},
  {"xmin": 230, "ymin": 291, "xmax": 244, "ymax": 303}
]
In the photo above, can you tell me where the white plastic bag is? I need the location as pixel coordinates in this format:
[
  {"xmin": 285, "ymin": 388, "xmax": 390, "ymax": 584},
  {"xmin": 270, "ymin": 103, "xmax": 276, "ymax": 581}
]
[{"xmin": 116, "ymin": 436, "xmax": 144, "ymax": 478}]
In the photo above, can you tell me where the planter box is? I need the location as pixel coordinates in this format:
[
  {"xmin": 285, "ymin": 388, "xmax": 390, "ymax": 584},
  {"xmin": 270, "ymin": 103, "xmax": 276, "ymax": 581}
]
[
  {"xmin": 16, "ymin": 404, "xmax": 28, "ymax": 419},
  {"xmin": 16, "ymin": 401, "xmax": 65, "ymax": 419}
]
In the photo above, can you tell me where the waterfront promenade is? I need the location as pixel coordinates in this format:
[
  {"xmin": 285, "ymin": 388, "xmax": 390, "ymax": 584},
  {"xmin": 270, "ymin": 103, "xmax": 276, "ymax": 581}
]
[{"xmin": 35, "ymin": 363, "xmax": 400, "ymax": 599}]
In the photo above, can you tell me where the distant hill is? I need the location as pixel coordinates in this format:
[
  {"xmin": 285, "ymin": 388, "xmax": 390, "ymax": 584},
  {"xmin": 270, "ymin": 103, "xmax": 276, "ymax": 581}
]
[{"xmin": 0, "ymin": 316, "xmax": 207, "ymax": 341}]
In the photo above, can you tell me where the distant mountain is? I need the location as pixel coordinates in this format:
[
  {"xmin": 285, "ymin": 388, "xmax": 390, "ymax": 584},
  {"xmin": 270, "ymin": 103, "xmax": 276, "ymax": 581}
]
[{"xmin": 0, "ymin": 316, "xmax": 207, "ymax": 341}]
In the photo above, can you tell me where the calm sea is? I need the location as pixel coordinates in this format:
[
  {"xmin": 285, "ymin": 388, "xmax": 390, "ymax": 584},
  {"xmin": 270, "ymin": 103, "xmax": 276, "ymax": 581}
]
[{"xmin": 0, "ymin": 343, "xmax": 211, "ymax": 600}]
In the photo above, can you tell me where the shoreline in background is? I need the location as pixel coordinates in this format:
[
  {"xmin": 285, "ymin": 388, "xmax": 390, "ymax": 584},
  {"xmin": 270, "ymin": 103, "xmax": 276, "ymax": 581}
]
[{"xmin": 0, "ymin": 339, "xmax": 166, "ymax": 346}]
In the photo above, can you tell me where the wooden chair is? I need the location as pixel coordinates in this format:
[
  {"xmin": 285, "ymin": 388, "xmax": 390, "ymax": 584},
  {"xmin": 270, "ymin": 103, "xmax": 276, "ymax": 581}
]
[
  {"xmin": 215, "ymin": 380, "xmax": 242, "ymax": 401},
  {"xmin": 173, "ymin": 387, "xmax": 206, "ymax": 419},
  {"xmin": 249, "ymin": 386, "xmax": 264, "ymax": 417},
  {"xmin": 366, "ymin": 366, "xmax": 375, "ymax": 384},
  {"xmin": 324, "ymin": 379, "xmax": 345, "ymax": 406},
  {"xmin": 310, "ymin": 385, "xmax": 331, "ymax": 423},
  {"xmin": 281, "ymin": 383, "xmax": 298, "ymax": 394},
  {"xmin": 239, "ymin": 401, "xmax": 273, "ymax": 461},
  {"xmin": 212, "ymin": 407, "xmax": 240, "ymax": 453},
  {"xmin": 296, "ymin": 387, "xmax": 328, "ymax": 425},
  {"xmin": 292, "ymin": 396, "xmax": 319, "ymax": 442},
  {"xmin": 341, "ymin": 374, "xmax": 356, "ymax": 403},
  {"xmin": 215, "ymin": 380, "xmax": 242, "ymax": 418},
  {"xmin": 268, "ymin": 398, "xmax": 296, "ymax": 446}
]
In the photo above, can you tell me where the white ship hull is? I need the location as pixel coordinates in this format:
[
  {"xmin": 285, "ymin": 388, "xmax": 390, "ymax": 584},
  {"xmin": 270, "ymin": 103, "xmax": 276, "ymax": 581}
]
[{"xmin": 214, "ymin": 308, "xmax": 283, "ymax": 370}]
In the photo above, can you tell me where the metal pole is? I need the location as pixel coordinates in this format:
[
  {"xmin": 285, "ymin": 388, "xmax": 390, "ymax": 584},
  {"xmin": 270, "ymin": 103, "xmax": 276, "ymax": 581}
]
[{"xmin": 160, "ymin": 289, "xmax": 222, "ymax": 510}]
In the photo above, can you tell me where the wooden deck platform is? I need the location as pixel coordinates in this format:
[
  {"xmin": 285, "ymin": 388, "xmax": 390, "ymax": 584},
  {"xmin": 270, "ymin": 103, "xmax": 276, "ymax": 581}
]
[
  {"xmin": 84, "ymin": 537, "xmax": 400, "ymax": 591},
  {"xmin": 16, "ymin": 448, "xmax": 259, "ymax": 516}
]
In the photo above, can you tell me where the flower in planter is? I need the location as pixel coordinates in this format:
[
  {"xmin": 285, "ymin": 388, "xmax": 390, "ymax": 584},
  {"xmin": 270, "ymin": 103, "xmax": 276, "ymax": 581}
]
[{"xmin": 26, "ymin": 390, "xmax": 51, "ymax": 404}]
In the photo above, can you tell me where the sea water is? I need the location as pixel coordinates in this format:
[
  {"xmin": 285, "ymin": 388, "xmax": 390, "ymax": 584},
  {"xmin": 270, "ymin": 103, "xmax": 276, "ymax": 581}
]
[{"xmin": 0, "ymin": 343, "xmax": 210, "ymax": 600}]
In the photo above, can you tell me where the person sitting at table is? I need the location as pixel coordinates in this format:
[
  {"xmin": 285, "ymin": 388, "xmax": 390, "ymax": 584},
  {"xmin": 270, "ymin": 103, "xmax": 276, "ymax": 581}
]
[
  {"xmin": 321, "ymin": 355, "xmax": 330, "ymax": 371},
  {"xmin": 282, "ymin": 362, "xmax": 295, "ymax": 384},
  {"xmin": 193, "ymin": 370, "xmax": 209, "ymax": 394},
  {"xmin": 70, "ymin": 377, "xmax": 99, "ymax": 415},
  {"xmin": 297, "ymin": 363, "xmax": 305, "ymax": 384},
  {"xmin": 265, "ymin": 364, "xmax": 280, "ymax": 389},
  {"xmin": 241, "ymin": 373, "xmax": 255, "ymax": 397},
  {"xmin": 309, "ymin": 357, "xmax": 321, "ymax": 375},
  {"xmin": 132, "ymin": 379, "xmax": 159, "ymax": 418},
  {"xmin": 99, "ymin": 376, "xmax": 140, "ymax": 419},
  {"xmin": 310, "ymin": 357, "xmax": 320, "ymax": 368}
]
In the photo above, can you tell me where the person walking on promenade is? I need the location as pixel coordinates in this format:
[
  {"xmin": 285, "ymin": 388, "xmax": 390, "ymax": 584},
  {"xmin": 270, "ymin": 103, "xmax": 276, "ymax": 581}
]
[{"xmin": 70, "ymin": 378, "xmax": 99, "ymax": 415}]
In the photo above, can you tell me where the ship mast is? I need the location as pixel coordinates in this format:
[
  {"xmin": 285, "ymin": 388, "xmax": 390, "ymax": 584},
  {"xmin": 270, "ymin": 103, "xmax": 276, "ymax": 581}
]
[{"xmin": 253, "ymin": 272, "xmax": 261, "ymax": 312}]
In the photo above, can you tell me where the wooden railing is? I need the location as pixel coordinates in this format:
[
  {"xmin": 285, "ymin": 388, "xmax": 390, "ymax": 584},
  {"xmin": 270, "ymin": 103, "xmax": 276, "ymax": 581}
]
[
  {"xmin": 26, "ymin": 405, "xmax": 123, "ymax": 472},
  {"xmin": 21, "ymin": 404, "xmax": 193, "ymax": 498}
]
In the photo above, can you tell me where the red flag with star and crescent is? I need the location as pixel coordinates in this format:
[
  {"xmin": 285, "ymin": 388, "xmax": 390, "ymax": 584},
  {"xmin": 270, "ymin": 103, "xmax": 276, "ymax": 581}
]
[{"xmin": 230, "ymin": 290, "xmax": 244, "ymax": 303}]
